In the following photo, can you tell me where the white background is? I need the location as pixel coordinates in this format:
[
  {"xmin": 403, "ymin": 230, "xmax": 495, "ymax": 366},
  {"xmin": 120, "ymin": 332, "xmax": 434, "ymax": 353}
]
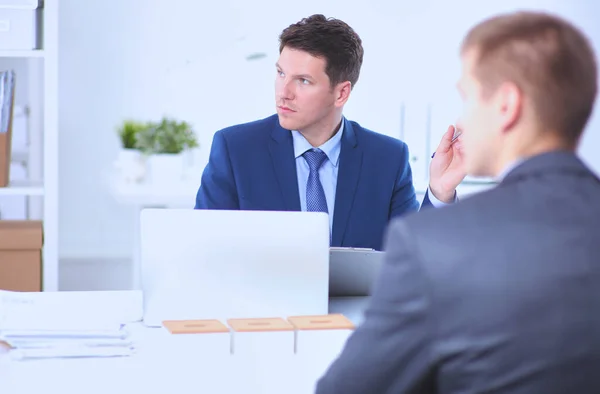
[{"xmin": 6, "ymin": 0, "xmax": 597, "ymax": 261}]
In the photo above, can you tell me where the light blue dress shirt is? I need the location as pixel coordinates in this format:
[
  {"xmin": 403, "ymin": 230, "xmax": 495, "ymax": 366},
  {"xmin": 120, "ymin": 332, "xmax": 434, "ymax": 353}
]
[
  {"xmin": 292, "ymin": 118, "xmax": 449, "ymax": 233},
  {"xmin": 292, "ymin": 121, "xmax": 344, "ymax": 232}
]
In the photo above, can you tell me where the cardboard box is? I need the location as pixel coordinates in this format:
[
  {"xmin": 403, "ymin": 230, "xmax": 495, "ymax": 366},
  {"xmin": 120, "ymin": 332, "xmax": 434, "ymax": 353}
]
[
  {"xmin": 0, "ymin": 129, "xmax": 10, "ymax": 187},
  {"xmin": 0, "ymin": 220, "xmax": 43, "ymax": 291},
  {"xmin": 227, "ymin": 317, "xmax": 295, "ymax": 356},
  {"xmin": 162, "ymin": 319, "xmax": 231, "ymax": 355}
]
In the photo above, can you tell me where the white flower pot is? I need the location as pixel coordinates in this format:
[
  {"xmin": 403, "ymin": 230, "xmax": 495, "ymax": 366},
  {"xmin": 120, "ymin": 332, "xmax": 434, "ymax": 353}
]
[
  {"xmin": 146, "ymin": 153, "xmax": 185, "ymax": 185},
  {"xmin": 114, "ymin": 148, "xmax": 145, "ymax": 184}
]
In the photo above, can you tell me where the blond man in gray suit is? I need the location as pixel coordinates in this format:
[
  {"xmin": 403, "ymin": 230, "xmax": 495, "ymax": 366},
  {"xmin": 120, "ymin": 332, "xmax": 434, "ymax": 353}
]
[{"xmin": 316, "ymin": 10, "xmax": 600, "ymax": 394}]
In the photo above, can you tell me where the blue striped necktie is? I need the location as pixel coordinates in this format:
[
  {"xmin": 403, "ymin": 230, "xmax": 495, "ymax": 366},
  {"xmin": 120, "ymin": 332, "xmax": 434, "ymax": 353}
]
[{"xmin": 302, "ymin": 149, "xmax": 328, "ymax": 213}]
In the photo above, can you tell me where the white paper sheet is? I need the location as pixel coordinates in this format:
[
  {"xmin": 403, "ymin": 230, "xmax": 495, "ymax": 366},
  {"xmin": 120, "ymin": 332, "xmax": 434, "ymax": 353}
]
[
  {"xmin": 9, "ymin": 345, "xmax": 135, "ymax": 361},
  {"xmin": 0, "ymin": 290, "xmax": 139, "ymax": 360},
  {"xmin": 0, "ymin": 289, "xmax": 142, "ymax": 330}
]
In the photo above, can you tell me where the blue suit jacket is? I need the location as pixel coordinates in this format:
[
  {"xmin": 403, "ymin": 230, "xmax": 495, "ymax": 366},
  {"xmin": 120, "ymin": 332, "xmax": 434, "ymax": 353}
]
[{"xmin": 195, "ymin": 114, "xmax": 432, "ymax": 250}]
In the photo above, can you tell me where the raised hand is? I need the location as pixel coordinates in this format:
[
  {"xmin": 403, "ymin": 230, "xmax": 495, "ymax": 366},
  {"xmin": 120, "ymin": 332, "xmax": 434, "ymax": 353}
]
[{"xmin": 429, "ymin": 125, "xmax": 467, "ymax": 203}]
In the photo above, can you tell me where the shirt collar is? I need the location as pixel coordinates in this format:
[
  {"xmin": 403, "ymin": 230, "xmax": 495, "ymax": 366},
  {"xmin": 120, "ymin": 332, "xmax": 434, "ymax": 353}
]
[
  {"xmin": 292, "ymin": 119, "xmax": 344, "ymax": 167},
  {"xmin": 495, "ymin": 158, "xmax": 525, "ymax": 182}
]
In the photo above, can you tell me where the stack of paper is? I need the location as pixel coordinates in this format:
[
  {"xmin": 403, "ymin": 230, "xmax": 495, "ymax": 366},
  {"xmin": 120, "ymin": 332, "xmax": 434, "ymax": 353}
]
[
  {"xmin": 0, "ymin": 290, "xmax": 138, "ymax": 361},
  {"xmin": 0, "ymin": 324, "xmax": 135, "ymax": 360}
]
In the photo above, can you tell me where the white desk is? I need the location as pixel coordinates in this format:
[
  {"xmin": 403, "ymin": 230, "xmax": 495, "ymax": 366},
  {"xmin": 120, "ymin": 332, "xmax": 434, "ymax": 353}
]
[{"xmin": 0, "ymin": 291, "xmax": 371, "ymax": 394}]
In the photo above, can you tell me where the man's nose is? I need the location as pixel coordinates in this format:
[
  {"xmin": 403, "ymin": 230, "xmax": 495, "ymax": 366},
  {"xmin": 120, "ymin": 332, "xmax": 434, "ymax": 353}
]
[{"xmin": 276, "ymin": 79, "xmax": 294, "ymax": 101}]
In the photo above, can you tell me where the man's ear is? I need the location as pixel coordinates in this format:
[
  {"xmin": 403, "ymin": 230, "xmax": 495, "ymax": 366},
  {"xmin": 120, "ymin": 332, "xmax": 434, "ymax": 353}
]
[
  {"xmin": 497, "ymin": 82, "xmax": 522, "ymax": 133},
  {"xmin": 334, "ymin": 81, "xmax": 352, "ymax": 108}
]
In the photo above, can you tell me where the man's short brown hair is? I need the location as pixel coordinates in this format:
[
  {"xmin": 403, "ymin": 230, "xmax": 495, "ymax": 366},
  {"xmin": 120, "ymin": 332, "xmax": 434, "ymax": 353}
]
[
  {"xmin": 279, "ymin": 14, "xmax": 364, "ymax": 89},
  {"xmin": 462, "ymin": 11, "xmax": 597, "ymax": 146}
]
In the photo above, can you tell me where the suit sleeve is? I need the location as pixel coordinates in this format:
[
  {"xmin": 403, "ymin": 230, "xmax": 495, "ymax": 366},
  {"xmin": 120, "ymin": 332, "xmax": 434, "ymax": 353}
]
[
  {"xmin": 194, "ymin": 130, "xmax": 239, "ymax": 209},
  {"xmin": 420, "ymin": 189, "xmax": 434, "ymax": 209},
  {"xmin": 315, "ymin": 219, "xmax": 437, "ymax": 394},
  {"xmin": 390, "ymin": 142, "xmax": 422, "ymax": 218}
]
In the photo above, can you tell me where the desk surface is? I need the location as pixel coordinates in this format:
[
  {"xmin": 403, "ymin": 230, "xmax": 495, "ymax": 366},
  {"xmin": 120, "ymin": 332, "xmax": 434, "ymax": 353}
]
[{"xmin": 0, "ymin": 291, "xmax": 370, "ymax": 394}]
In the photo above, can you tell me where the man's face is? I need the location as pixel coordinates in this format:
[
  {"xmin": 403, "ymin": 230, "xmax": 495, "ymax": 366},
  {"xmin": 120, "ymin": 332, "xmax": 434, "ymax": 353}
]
[
  {"xmin": 456, "ymin": 50, "xmax": 504, "ymax": 177},
  {"xmin": 275, "ymin": 46, "xmax": 341, "ymax": 132}
]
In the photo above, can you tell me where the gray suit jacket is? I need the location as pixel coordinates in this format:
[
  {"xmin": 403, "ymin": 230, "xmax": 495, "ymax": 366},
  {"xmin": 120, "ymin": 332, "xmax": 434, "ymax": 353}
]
[{"xmin": 316, "ymin": 151, "xmax": 600, "ymax": 394}]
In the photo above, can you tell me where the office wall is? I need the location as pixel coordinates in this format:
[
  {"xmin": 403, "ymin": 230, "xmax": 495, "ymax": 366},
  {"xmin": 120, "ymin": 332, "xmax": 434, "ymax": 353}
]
[{"xmin": 58, "ymin": 0, "xmax": 600, "ymax": 260}]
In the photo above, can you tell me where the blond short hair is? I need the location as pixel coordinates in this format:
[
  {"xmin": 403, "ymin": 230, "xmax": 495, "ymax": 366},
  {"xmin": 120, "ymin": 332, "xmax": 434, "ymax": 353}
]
[{"xmin": 462, "ymin": 11, "xmax": 597, "ymax": 146}]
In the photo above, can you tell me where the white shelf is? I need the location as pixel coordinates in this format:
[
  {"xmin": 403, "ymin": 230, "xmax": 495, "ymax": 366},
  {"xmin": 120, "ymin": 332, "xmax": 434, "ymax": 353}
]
[
  {"xmin": 0, "ymin": 181, "xmax": 44, "ymax": 196},
  {"xmin": 42, "ymin": 1, "xmax": 59, "ymax": 291},
  {"xmin": 0, "ymin": 2, "xmax": 59, "ymax": 291},
  {"xmin": 0, "ymin": 49, "xmax": 44, "ymax": 58}
]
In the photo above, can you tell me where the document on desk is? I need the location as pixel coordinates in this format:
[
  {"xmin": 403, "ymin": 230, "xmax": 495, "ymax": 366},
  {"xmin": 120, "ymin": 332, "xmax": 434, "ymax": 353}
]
[
  {"xmin": 0, "ymin": 332, "xmax": 135, "ymax": 361},
  {"xmin": 0, "ymin": 289, "xmax": 142, "ymax": 329},
  {"xmin": 0, "ymin": 290, "xmax": 136, "ymax": 360},
  {"xmin": 8, "ymin": 345, "xmax": 135, "ymax": 361}
]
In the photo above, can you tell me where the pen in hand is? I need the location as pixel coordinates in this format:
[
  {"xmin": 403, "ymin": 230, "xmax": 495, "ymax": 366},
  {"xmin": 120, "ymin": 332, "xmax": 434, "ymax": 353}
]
[{"xmin": 431, "ymin": 131, "xmax": 462, "ymax": 158}]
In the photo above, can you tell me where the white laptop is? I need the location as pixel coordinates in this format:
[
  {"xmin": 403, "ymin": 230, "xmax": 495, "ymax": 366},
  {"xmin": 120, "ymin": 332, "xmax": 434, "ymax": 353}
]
[{"xmin": 139, "ymin": 208, "xmax": 330, "ymax": 327}]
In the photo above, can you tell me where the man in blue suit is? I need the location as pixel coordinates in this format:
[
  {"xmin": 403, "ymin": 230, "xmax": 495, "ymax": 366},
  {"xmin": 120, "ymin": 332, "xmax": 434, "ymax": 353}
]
[{"xmin": 195, "ymin": 14, "xmax": 466, "ymax": 250}]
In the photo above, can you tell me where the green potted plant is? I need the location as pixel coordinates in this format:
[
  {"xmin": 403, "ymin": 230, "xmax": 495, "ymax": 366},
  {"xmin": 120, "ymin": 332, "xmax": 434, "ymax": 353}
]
[
  {"xmin": 117, "ymin": 119, "xmax": 149, "ymax": 150},
  {"xmin": 114, "ymin": 120, "xmax": 150, "ymax": 184},
  {"xmin": 134, "ymin": 117, "xmax": 199, "ymax": 184}
]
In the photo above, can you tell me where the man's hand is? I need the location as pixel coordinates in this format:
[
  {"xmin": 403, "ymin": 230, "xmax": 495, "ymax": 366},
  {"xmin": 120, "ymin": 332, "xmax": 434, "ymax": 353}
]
[{"xmin": 429, "ymin": 125, "xmax": 466, "ymax": 203}]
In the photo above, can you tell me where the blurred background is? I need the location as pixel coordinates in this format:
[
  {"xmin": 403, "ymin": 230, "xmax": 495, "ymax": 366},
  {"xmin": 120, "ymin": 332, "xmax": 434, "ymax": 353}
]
[{"xmin": 0, "ymin": 0, "xmax": 598, "ymax": 292}]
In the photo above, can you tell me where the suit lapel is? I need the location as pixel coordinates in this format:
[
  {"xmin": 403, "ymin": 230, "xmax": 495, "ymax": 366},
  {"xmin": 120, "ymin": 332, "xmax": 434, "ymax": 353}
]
[
  {"xmin": 332, "ymin": 120, "xmax": 362, "ymax": 246},
  {"xmin": 268, "ymin": 121, "xmax": 301, "ymax": 211}
]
